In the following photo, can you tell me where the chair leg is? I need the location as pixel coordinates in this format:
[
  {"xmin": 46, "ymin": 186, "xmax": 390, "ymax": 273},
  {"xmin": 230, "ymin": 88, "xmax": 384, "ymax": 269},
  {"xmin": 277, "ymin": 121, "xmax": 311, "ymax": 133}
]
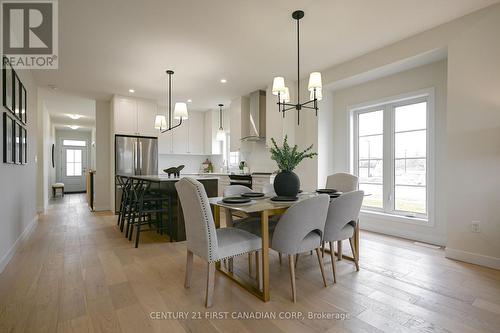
[
  {"xmin": 248, "ymin": 253, "xmax": 253, "ymax": 276},
  {"xmin": 185, "ymin": 250, "xmax": 193, "ymax": 288},
  {"xmin": 295, "ymin": 253, "xmax": 299, "ymax": 268},
  {"xmin": 205, "ymin": 262, "xmax": 215, "ymax": 308},
  {"xmin": 321, "ymin": 241, "xmax": 325, "ymax": 257},
  {"xmin": 278, "ymin": 252, "xmax": 282, "ymax": 265},
  {"xmin": 255, "ymin": 251, "xmax": 263, "ymax": 291},
  {"xmin": 288, "ymin": 255, "xmax": 296, "ymax": 303},
  {"xmin": 315, "ymin": 248, "xmax": 327, "ymax": 287},
  {"xmin": 135, "ymin": 216, "xmax": 142, "ymax": 248},
  {"xmin": 228, "ymin": 258, "xmax": 234, "ymax": 272},
  {"xmin": 329, "ymin": 242, "xmax": 337, "ymax": 283},
  {"xmin": 337, "ymin": 240, "xmax": 343, "ymax": 261},
  {"xmin": 349, "ymin": 237, "xmax": 360, "ymax": 271}
]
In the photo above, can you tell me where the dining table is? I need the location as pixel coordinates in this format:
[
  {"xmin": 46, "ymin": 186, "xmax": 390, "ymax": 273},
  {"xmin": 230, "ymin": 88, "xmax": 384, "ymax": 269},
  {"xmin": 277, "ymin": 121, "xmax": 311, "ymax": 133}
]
[{"xmin": 208, "ymin": 192, "xmax": 360, "ymax": 302}]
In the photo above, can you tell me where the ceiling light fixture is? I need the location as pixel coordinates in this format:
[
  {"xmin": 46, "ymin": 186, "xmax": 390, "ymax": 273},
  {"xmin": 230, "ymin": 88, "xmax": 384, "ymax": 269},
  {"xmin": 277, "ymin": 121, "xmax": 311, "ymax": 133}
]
[
  {"xmin": 154, "ymin": 70, "xmax": 188, "ymax": 132},
  {"xmin": 68, "ymin": 125, "xmax": 80, "ymax": 130},
  {"xmin": 67, "ymin": 114, "xmax": 83, "ymax": 120},
  {"xmin": 129, "ymin": 89, "xmax": 135, "ymax": 93},
  {"xmin": 272, "ymin": 10, "xmax": 322, "ymax": 125},
  {"xmin": 220, "ymin": 78, "xmax": 227, "ymax": 83},
  {"xmin": 216, "ymin": 104, "xmax": 225, "ymax": 141}
]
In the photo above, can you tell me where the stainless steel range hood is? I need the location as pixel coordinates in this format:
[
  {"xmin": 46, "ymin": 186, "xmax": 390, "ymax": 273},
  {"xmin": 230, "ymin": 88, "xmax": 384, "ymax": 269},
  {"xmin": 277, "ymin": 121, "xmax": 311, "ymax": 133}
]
[{"xmin": 241, "ymin": 90, "xmax": 266, "ymax": 141}]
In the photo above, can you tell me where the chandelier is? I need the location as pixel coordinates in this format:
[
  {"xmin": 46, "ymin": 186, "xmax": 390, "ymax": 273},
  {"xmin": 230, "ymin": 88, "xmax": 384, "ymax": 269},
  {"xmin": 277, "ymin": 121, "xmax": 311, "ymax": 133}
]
[
  {"xmin": 272, "ymin": 10, "xmax": 322, "ymax": 125},
  {"xmin": 216, "ymin": 104, "xmax": 225, "ymax": 141},
  {"xmin": 154, "ymin": 70, "xmax": 188, "ymax": 132}
]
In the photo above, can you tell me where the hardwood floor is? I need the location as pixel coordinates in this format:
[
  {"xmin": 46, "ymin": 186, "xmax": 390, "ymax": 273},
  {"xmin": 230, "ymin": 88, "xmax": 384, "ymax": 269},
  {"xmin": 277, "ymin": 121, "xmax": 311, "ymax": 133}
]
[{"xmin": 1, "ymin": 194, "xmax": 499, "ymax": 333}]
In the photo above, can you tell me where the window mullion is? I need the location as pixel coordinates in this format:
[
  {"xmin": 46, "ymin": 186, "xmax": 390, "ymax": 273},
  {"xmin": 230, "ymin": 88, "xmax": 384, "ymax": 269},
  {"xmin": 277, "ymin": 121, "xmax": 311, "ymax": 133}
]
[{"xmin": 383, "ymin": 105, "xmax": 394, "ymax": 213}]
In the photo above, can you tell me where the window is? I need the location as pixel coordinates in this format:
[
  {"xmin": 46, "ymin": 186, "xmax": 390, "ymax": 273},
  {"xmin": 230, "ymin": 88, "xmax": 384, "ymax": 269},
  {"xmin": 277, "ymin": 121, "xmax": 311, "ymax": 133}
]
[
  {"xmin": 229, "ymin": 151, "xmax": 240, "ymax": 167},
  {"xmin": 63, "ymin": 139, "xmax": 86, "ymax": 147},
  {"xmin": 66, "ymin": 149, "xmax": 82, "ymax": 176},
  {"xmin": 352, "ymin": 92, "xmax": 432, "ymax": 219}
]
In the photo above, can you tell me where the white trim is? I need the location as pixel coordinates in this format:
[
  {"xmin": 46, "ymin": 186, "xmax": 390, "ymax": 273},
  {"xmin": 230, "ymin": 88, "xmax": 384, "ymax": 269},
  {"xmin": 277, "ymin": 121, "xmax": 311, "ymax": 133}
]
[
  {"xmin": 94, "ymin": 206, "xmax": 111, "ymax": 212},
  {"xmin": 0, "ymin": 216, "xmax": 38, "ymax": 274},
  {"xmin": 360, "ymin": 210, "xmax": 428, "ymax": 226},
  {"xmin": 445, "ymin": 248, "xmax": 500, "ymax": 270}
]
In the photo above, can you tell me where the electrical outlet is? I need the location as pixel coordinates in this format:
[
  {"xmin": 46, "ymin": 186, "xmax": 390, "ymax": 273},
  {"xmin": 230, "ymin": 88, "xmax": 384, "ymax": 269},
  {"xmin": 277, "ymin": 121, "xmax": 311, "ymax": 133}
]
[{"xmin": 471, "ymin": 220, "xmax": 481, "ymax": 233}]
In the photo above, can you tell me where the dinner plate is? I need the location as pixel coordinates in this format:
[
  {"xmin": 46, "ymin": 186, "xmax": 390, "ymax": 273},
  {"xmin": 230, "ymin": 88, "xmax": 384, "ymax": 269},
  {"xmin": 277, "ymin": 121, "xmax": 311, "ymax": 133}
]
[
  {"xmin": 222, "ymin": 196, "xmax": 252, "ymax": 204},
  {"xmin": 270, "ymin": 196, "xmax": 298, "ymax": 202},
  {"xmin": 316, "ymin": 188, "xmax": 338, "ymax": 194},
  {"xmin": 241, "ymin": 192, "xmax": 265, "ymax": 198}
]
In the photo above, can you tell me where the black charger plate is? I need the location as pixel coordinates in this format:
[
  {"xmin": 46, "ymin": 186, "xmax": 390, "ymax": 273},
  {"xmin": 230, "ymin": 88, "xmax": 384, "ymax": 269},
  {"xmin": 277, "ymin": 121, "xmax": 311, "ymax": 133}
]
[
  {"xmin": 241, "ymin": 192, "xmax": 265, "ymax": 198},
  {"xmin": 271, "ymin": 196, "xmax": 298, "ymax": 202},
  {"xmin": 222, "ymin": 196, "xmax": 252, "ymax": 204},
  {"xmin": 316, "ymin": 188, "xmax": 338, "ymax": 194}
]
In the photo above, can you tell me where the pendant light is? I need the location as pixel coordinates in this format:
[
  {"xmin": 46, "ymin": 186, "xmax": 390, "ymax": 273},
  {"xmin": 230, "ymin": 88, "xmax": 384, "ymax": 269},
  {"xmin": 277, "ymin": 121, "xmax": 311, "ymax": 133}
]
[
  {"xmin": 272, "ymin": 10, "xmax": 322, "ymax": 125},
  {"xmin": 154, "ymin": 70, "xmax": 188, "ymax": 132},
  {"xmin": 216, "ymin": 104, "xmax": 225, "ymax": 141}
]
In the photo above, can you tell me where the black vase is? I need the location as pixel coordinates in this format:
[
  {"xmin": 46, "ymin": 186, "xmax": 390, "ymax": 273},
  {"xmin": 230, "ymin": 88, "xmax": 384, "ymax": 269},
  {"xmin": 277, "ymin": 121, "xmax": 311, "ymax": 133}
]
[{"xmin": 273, "ymin": 171, "xmax": 300, "ymax": 197}]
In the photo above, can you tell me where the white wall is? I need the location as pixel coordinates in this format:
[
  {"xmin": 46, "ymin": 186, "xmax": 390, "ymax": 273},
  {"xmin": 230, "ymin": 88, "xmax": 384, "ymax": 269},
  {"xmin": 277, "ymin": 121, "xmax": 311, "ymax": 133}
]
[
  {"xmin": 445, "ymin": 5, "xmax": 500, "ymax": 268},
  {"xmin": 159, "ymin": 154, "xmax": 213, "ymax": 174},
  {"xmin": 95, "ymin": 101, "xmax": 111, "ymax": 211},
  {"xmin": 0, "ymin": 69, "xmax": 38, "ymax": 273},
  {"xmin": 328, "ymin": 60, "xmax": 448, "ymax": 245}
]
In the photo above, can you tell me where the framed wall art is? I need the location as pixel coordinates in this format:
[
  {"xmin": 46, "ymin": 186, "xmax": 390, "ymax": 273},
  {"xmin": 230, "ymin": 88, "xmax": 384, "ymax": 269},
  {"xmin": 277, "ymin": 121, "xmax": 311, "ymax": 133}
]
[
  {"xmin": 2, "ymin": 57, "xmax": 14, "ymax": 114},
  {"xmin": 21, "ymin": 85, "xmax": 27, "ymax": 124},
  {"xmin": 15, "ymin": 122, "xmax": 21, "ymax": 164},
  {"xmin": 3, "ymin": 112, "xmax": 15, "ymax": 163},
  {"xmin": 22, "ymin": 127, "xmax": 27, "ymax": 164},
  {"xmin": 13, "ymin": 73, "xmax": 21, "ymax": 120}
]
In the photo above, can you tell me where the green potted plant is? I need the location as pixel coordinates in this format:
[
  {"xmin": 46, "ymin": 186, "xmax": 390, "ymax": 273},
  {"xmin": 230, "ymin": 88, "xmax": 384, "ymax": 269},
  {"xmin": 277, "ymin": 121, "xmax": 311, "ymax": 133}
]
[{"xmin": 269, "ymin": 135, "xmax": 317, "ymax": 197}]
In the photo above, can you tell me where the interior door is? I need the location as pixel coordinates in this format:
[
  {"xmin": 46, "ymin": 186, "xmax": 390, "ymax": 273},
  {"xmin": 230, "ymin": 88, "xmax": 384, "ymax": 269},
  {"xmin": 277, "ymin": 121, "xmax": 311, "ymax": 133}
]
[{"xmin": 62, "ymin": 145, "xmax": 88, "ymax": 192}]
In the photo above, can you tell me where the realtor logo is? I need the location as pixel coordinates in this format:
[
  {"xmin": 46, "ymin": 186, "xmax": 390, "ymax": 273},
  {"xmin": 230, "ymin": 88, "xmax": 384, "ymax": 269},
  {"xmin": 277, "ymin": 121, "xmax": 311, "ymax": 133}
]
[{"xmin": 1, "ymin": 0, "xmax": 58, "ymax": 69}]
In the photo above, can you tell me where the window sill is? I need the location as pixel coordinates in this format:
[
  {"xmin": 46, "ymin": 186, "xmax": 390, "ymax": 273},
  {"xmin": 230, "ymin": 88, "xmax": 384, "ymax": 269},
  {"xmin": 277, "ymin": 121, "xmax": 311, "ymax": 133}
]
[{"xmin": 360, "ymin": 209, "xmax": 430, "ymax": 226}]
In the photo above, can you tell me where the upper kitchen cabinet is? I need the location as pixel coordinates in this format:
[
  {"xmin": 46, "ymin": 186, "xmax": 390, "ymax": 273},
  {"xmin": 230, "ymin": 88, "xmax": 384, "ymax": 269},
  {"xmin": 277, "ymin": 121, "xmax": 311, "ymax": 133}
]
[
  {"xmin": 113, "ymin": 96, "xmax": 158, "ymax": 137},
  {"xmin": 187, "ymin": 111, "xmax": 205, "ymax": 154},
  {"xmin": 229, "ymin": 96, "xmax": 249, "ymax": 151},
  {"xmin": 171, "ymin": 119, "xmax": 189, "ymax": 154},
  {"xmin": 204, "ymin": 108, "xmax": 229, "ymax": 155}
]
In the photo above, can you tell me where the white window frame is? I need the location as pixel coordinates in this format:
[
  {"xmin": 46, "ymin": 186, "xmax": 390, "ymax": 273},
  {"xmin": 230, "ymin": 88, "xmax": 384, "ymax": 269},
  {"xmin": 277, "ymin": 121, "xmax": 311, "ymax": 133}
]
[{"xmin": 349, "ymin": 88, "xmax": 435, "ymax": 226}]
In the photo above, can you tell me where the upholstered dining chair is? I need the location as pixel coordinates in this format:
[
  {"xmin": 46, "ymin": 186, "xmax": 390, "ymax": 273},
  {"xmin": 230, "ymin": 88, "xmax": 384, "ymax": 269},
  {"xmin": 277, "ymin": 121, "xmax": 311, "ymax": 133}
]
[
  {"xmin": 175, "ymin": 178, "xmax": 262, "ymax": 307},
  {"xmin": 270, "ymin": 194, "xmax": 330, "ymax": 302},
  {"xmin": 325, "ymin": 172, "xmax": 359, "ymax": 259},
  {"xmin": 323, "ymin": 190, "xmax": 364, "ymax": 283}
]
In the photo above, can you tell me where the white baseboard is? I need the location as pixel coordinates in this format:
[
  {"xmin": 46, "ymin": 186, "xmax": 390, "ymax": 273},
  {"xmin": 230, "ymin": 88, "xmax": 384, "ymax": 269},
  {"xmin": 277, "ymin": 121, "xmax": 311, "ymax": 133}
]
[
  {"xmin": 0, "ymin": 216, "xmax": 38, "ymax": 274},
  {"xmin": 445, "ymin": 247, "xmax": 500, "ymax": 270},
  {"xmin": 94, "ymin": 205, "xmax": 111, "ymax": 212},
  {"xmin": 360, "ymin": 223, "xmax": 446, "ymax": 246}
]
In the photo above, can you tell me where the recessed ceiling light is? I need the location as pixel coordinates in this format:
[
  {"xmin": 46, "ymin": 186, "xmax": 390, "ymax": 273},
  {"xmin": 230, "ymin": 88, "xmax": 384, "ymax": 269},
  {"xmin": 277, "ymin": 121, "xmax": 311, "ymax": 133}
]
[
  {"xmin": 220, "ymin": 79, "xmax": 227, "ymax": 83},
  {"xmin": 48, "ymin": 84, "xmax": 57, "ymax": 90},
  {"xmin": 68, "ymin": 125, "xmax": 80, "ymax": 130},
  {"xmin": 67, "ymin": 114, "xmax": 83, "ymax": 120},
  {"xmin": 187, "ymin": 99, "xmax": 192, "ymax": 103},
  {"xmin": 129, "ymin": 89, "xmax": 135, "ymax": 93}
]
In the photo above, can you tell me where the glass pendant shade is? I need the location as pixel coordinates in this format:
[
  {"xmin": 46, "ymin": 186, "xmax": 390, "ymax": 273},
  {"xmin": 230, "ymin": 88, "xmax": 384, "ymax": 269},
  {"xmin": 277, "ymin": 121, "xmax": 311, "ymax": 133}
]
[
  {"xmin": 154, "ymin": 115, "xmax": 167, "ymax": 129},
  {"xmin": 216, "ymin": 128, "xmax": 225, "ymax": 141},
  {"xmin": 173, "ymin": 102, "xmax": 188, "ymax": 119},
  {"xmin": 308, "ymin": 72, "xmax": 322, "ymax": 91},
  {"xmin": 310, "ymin": 88, "xmax": 322, "ymax": 101},
  {"xmin": 272, "ymin": 77, "xmax": 286, "ymax": 95}
]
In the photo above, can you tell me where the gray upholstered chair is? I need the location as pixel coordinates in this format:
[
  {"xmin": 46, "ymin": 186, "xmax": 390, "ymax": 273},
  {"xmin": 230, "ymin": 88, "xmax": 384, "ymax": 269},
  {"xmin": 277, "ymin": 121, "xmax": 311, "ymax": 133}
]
[
  {"xmin": 175, "ymin": 178, "xmax": 262, "ymax": 307},
  {"xmin": 325, "ymin": 172, "xmax": 359, "ymax": 259},
  {"xmin": 323, "ymin": 190, "xmax": 364, "ymax": 283},
  {"xmin": 270, "ymin": 194, "xmax": 330, "ymax": 302},
  {"xmin": 326, "ymin": 172, "xmax": 359, "ymax": 192}
]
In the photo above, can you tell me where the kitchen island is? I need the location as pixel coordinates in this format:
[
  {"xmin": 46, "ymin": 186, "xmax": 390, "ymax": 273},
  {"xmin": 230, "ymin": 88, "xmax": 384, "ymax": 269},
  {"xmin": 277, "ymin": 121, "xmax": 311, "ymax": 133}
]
[{"xmin": 128, "ymin": 175, "xmax": 218, "ymax": 241}]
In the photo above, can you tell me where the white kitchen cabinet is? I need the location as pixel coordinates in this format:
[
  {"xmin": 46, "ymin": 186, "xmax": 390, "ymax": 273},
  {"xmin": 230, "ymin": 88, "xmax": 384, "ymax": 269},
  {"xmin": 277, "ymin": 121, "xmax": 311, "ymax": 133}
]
[
  {"xmin": 171, "ymin": 119, "xmax": 189, "ymax": 154},
  {"xmin": 204, "ymin": 109, "xmax": 224, "ymax": 155},
  {"xmin": 188, "ymin": 111, "xmax": 205, "ymax": 154},
  {"xmin": 158, "ymin": 130, "xmax": 173, "ymax": 154},
  {"xmin": 218, "ymin": 175, "xmax": 230, "ymax": 197},
  {"xmin": 113, "ymin": 96, "xmax": 159, "ymax": 137},
  {"xmin": 114, "ymin": 97, "xmax": 137, "ymax": 135},
  {"xmin": 136, "ymin": 100, "xmax": 158, "ymax": 137},
  {"xmin": 229, "ymin": 96, "xmax": 249, "ymax": 151},
  {"xmin": 252, "ymin": 175, "xmax": 273, "ymax": 193}
]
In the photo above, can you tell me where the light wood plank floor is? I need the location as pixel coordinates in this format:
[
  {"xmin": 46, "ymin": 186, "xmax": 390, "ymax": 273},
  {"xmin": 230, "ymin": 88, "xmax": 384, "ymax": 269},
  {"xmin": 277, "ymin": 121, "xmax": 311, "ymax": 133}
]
[{"xmin": 1, "ymin": 194, "xmax": 499, "ymax": 333}]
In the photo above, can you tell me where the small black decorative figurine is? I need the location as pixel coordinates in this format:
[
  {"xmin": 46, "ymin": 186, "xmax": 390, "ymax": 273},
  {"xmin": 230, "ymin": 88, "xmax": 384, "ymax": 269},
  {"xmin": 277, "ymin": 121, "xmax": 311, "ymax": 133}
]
[{"xmin": 163, "ymin": 165, "xmax": 185, "ymax": 178}]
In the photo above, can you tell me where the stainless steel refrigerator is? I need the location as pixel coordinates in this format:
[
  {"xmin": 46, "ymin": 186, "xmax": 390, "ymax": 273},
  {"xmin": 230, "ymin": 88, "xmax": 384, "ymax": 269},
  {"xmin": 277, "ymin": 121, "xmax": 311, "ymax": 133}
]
[{"xmin": 115, "ymin": 135, "xmax": 158, "ymax": 212}]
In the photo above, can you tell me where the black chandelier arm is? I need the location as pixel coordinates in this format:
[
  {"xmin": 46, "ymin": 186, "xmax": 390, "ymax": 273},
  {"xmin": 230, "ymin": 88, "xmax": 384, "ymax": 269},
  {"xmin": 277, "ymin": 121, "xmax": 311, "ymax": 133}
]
[
  {"xmin": 300, "ymin": 105, "xmax": 318, "ymax": 110},
  {"xmin": 159, "ymin": 117, "xmax": 183, "ymax": 133}
]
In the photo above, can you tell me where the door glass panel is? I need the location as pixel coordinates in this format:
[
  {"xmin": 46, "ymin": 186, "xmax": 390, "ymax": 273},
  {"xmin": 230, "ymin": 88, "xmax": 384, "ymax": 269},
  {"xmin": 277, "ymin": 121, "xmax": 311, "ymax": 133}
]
[
  {"xmin": 66, "ymin": 149, "xmax": 74, "ymax": 163},
  {"xmin": 358, "ymin": 160, "xmax": 383, "ymax": 184},
  {"xmin": 358, "ymin": 110, "xmax": 383, "ymax": 136},
  {"xmin": 359, "ymin": 135, "xmax": 383, "ymax": 159},
  {"xmin": 63, "ymin": 140, "xmax": 86, "ymax": 146},
  {"xmin": 395, "ymin": 102, "xmax": 426, "ymax": 132},
  {"xmin": 74, "ymin": 163, "xmax": 82, "ymax": 176},
  {"xmin": 395, "ymin": 185, "xmax": 426, "ymax": 214},
  {"xmin": 395, "ymin": 130, "xmax": 426, "ymax": 158},
  {"xmin": 359, "ymin": 183, "xmax": 383, "ymax": 208},
  {"xmin": 74, "ymin": 150, "xmax": 82, "ymax": 163},
  {"xmin": 395, "ymin": 158, "xmax": 426, "ymax": 186}
]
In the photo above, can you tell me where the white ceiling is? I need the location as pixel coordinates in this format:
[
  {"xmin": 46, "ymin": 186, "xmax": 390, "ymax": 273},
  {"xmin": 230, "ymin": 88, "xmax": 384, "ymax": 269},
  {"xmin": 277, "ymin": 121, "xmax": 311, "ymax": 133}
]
[
  {"xmin": 40, "ymin": 88, "xmax": 96, "ymax": 129},
  {"xmin": 33, "ymin": 0, "xmax": 498, "ymax": 111}
]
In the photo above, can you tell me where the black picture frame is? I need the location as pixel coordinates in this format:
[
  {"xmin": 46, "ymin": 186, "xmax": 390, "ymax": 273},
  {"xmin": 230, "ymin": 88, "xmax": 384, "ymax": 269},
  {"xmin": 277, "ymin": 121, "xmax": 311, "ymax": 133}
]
[
  {"xmin": 20, "ymin": 127, "xmax": 27, "ymax": 164},
  {"xmin": 21, "ymin": 85, "xmax": 27, "ymax": 124},
  {"xmin": 3, "ymin": 112, "xmax": 15, "ymax": 163},
  {"xmin": 14, "ymin": 122, "xmax": 21, "ymax": 164},
  {"xmin": 13, "ymin": 73, "xmax": 22, "ymax": 121},
  {"xmin": 2, "ymin": 57, "xmax": 14, "ymax": 114}
]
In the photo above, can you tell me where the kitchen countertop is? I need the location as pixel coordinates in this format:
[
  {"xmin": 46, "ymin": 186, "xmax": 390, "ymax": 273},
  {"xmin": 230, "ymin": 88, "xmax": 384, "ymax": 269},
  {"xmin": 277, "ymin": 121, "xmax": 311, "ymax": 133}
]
[
  {"xmin": 130, "ymin": 175, "xmax": 220, "ymax": 182},
  {"xmin": 180, "ymin": 172, "xmax": 274, "ymax": 177}
]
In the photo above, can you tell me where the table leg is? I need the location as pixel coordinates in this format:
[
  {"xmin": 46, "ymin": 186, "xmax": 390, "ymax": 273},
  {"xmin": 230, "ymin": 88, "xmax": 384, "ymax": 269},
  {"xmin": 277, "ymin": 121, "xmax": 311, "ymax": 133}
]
[
  {"xmin": 355, "ymin": 219, "xmax": 360, "ymax": 260},
  {"xmin": 260, "ymin": 210, "xmax": 270, "ymax": 302},
  {"xmin": 214, "ymin": 205, "xmax": 220, "ymax": 228}
]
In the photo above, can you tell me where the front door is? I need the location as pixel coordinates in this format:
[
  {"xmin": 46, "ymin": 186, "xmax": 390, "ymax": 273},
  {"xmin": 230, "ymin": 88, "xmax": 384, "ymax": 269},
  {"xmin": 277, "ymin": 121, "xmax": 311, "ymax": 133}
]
[{"xmin": 62, "ymin": 143, "xmax": 88, "ymax": 192}]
